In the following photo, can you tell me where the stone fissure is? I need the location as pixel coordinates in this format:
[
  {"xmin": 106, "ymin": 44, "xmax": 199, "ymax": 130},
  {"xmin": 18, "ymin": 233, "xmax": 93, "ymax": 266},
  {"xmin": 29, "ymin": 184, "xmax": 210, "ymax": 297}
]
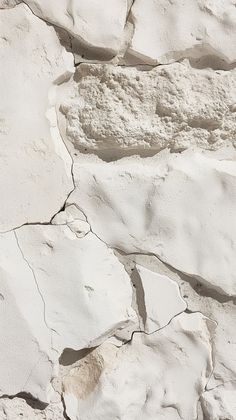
[{"xmin": 14, "ymin": 231, "xmax": 56, "ymax": 351}]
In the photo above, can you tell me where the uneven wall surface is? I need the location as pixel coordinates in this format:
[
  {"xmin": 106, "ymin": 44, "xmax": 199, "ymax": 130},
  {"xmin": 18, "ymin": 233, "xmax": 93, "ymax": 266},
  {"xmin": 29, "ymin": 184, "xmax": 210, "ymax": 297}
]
[{"xmin": 0, "ymin": 1, "xmax": 236, "ymax": 419}]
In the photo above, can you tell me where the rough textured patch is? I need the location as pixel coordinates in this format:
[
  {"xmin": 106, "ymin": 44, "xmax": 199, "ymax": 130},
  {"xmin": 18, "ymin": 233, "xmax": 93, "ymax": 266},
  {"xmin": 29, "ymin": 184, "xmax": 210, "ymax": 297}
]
[
  {"xmin": 60, "ymin": 63, "xmax": 236, "ymax": 157},
  {"xmin": 0, "ymin": 399, "xmax": 65, "ymax": 420}
]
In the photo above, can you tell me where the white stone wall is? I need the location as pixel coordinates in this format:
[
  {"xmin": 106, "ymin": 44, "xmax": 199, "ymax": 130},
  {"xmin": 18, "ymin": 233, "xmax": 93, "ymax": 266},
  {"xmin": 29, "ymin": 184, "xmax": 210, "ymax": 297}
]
[{"xmin": 0, "ymin": 1, "xmax": 236, "ymax": 419}]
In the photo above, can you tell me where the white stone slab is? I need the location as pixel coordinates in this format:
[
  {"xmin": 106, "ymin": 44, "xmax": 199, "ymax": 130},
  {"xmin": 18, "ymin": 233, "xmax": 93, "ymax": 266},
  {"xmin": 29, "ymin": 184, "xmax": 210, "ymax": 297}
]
[
  {"xmin": 23, "ymin": 0, "xmax": 128, "ymax": 56},
  {"xmin": 69, "ymin": 151, "xmax": 236, "ymax": 296},
  {"xmin": 0, "ymin": 5, "xmax": 74, "ymax": 232},
  {"xmin": 16, "ymin": 225, "xmax": 137, "ymax": 353},
  {"xmin": 128, "ymin": 0, "xmax": 236, "ymax": 64},
  {"xmin": 135, "ymin": 264, "xmax": 186, "ymax": 332}
]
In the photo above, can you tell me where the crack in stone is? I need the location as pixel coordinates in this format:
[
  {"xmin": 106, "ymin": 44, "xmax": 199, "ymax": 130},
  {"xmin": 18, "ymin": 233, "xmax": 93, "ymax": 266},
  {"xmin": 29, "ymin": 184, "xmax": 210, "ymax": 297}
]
[
  {"xmin": 2, "ymin": 3, "xmax": 234, "ymax": 418},
  {"xmin": 62, "ymin": 203, "xmax": 235, "ymax": 304},
  {"xmin": 14, "ymin": 231, "xmax": 58, "ymax": 353},
  {"xmin": 199, "ymin": 380, "xmax": 236, "ymax": 420},
  {"xmin": 123, "ymin": 309, "xmax": 204, "ymax": 345},
  {"xmin": 110, "ymin": 251, "xmax": 222, "ymax": 404},
  {"xmin": 0, "ymin": 101, "xmax": 75, "ymax": 236},
  {"xmin": 15, "ymin": 0, "xmax": 236, "ymax": 71},
  {"xmin": 0, "ymin": 159, "xmax": 75, "ymax": 234},
  {"xmin": 0, "ymin": 392, "xmax": 47, "ymax": 410},
  {"xmin": 204, "ymin": 379, "xmax": 236, "ymax": 393},
  {"xmin": 114, "ymin": 250, "xmax": 236, "ymax": 303}
]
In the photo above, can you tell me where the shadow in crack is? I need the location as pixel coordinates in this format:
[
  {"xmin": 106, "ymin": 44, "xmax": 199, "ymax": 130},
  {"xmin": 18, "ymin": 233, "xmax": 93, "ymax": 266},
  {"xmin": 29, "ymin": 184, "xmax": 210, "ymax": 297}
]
[
  {"xmin": 59, "ymin": 347, "xmax": 95, "ymax": 366},
  {"xmin": 0, "ymin": 392, "xmax": 47, "ymax": 410},
  {"xmin": 188, "ymin": 54, "xmax": 236, "ymax": 70}
]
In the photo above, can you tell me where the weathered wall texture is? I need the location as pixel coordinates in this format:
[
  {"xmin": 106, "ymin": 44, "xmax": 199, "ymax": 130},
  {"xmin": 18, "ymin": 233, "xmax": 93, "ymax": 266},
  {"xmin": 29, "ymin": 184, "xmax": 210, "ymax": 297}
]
[{"xmin": 0, "ymin": 1, "xmax": 236, "ymax": 419}]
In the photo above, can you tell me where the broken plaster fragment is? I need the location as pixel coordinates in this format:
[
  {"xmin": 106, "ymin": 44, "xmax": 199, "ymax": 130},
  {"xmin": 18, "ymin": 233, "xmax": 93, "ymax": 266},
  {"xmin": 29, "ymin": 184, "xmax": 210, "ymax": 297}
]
[{"xmin": 135, "ymin": 264, "xmax": 187, "ymax": 333}]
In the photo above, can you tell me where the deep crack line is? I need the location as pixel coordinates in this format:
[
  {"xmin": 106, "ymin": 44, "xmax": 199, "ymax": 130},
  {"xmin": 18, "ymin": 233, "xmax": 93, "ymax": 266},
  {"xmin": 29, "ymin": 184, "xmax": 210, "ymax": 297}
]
[
  {"xmin": 123, "ymin": 309, "xmax": 206, "ymax": 344},
  {"xmin": 14, "ymin": 231, "xmax": 58, "ymax": 353}
]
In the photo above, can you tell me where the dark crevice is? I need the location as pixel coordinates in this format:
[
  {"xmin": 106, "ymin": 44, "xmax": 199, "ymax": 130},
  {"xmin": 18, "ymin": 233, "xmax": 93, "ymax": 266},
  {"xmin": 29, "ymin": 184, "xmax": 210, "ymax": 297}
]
[
  {"xmin": 62, "ymin": 394, "xmax": 70, "ymax": 420},
  {"xmin": 0, "ymin": 178, "xmax": 75, "ymax": 234},
  {"xmin": 115, "ymin": 249, "xmax": 236, "ymax": 304},
  {"xmin": 168, "ymin": 267, "xmax": 236, "ymax": 305},
  {"xmin": 131, "ymin": 267, "xmax": 147, "ymax": 327},
  {"xmin": 122, "ymin": 308, "xmax": 198, "ymax": 346},
  {"xmin": 59, "ymin": 347, "xmax": 95, "ymax": 366},
  {"xmin": 0, "ymin": 392, "xmax": 47, "ymax": 410},
  {"xmin": 188, "ymin": 54, "xmax": 236, "ymax": 71}
]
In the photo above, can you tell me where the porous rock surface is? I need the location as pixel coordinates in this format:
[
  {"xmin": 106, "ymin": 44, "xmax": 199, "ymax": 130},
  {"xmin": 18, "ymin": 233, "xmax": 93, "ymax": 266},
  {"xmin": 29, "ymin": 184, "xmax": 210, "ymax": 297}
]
[
  {"xmin": 1, "ymin": 1, "xmax": 236, "ymax": 419},
  {"xmin": 60, "ymin": 63, "xmax": 236, "ymax": 156}
]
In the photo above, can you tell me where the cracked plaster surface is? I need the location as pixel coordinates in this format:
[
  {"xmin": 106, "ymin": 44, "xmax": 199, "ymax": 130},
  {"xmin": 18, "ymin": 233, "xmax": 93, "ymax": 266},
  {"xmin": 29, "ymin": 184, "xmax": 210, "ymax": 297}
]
[{"xmin": 1, "ymin": 1, "xmax": 236, "ymax": 419}]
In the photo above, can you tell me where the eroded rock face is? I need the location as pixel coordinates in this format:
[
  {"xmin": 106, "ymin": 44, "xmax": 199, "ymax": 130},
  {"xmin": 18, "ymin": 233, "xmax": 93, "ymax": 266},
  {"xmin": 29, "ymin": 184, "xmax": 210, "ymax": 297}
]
[
  {"xmin": 0, "ymin": 398, "xmax": 65, "ymax": 420},
  {"xmin": 1, "ymin": 0, "xmax": 236, "ymax": 419},
  {"xmin": 60, "ymin": 63, "xmax": 236, "ymax": 157}
]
